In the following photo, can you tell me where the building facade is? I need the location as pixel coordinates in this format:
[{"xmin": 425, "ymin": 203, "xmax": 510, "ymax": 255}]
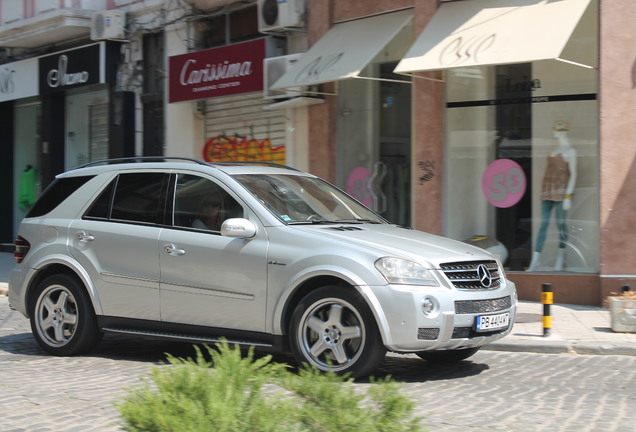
[
  {"xmin": 298, "ymin": 0, "xmax": 634, "ymax": 305},
  {"xmin": 0, "ymin": 0, "xmax": 634, "ymax": 306}
]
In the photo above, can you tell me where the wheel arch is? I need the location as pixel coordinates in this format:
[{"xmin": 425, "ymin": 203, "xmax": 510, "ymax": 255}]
[
  {"xmin": 278, "ymin": 275, "xmax": 355, "ymax": 339},
  {"xmin": 22, "ymin": 258, "xmax": 103, "ymax": 318},
  {"xmin": 276, "ymin": 273, "xmax": 392, "ymax": 348}
]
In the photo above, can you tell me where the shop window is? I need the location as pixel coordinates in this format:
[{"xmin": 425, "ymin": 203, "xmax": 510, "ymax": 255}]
[
  {"xmin": 445, "ymin": 61, "xmax": 599, "ymax": 273},
  {"xmin": 336, "ymin": 16, "xmax": 413, "ymax": 227},
  {"xmin": 445, "ymin": 1, "xmax": 599, "ymax": 273}
]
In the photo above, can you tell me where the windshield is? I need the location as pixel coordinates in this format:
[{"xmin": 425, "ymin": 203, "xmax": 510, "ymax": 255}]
[{"xmin": 233, "ymin": 174, "xmax": 386, "ymax": 224}]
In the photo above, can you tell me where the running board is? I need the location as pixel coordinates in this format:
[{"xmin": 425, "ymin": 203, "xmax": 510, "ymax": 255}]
[{"xmin": 101, "ymin": 327, "xmax": 275, "ymax": 348}]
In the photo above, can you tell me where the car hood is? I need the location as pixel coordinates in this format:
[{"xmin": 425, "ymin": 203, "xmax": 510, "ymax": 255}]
[{"xmin": 291, "ymin": 224, "xmax": 495, "ymax": 268}]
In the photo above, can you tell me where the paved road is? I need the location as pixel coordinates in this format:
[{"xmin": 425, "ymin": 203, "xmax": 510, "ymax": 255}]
[{"xmin": 1, "ymin": 296, "xmax": 635, "ymax": 431}]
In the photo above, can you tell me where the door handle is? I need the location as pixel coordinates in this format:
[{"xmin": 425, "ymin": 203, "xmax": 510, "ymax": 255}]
[
  {"xmin": 164, "ymin": 243, "xmax": 186, "ymax": 256},
  {"xmin": 76, "ymin": 231, "xmax": 95, "ymax": 242}
]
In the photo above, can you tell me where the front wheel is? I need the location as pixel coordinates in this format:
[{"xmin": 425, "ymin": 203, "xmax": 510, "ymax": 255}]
[
  {"xmin": 29, "ymin": 274, "xmax": 101, "ymax": 356},
  {"xmin": 289, "ymin": 286, "xmax": 386, "ymax": 378},
  {"xmin": 416, "ymin": 347, "xmax": 480, "ymax": 363}
]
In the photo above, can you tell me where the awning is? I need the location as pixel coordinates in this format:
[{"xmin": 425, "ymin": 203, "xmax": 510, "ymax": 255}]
[
  {"xmin": 271, "ymin": 9, "xmax": 412, "ymax": 92},
  {"xmin": 395, "ymin": 0, "xmax": 594, "ymax": 75}
]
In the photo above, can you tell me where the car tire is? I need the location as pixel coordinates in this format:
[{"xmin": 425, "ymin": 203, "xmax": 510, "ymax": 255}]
[
  {"xmin": 29, "ymin": 274, "xmax": 101, "ymax": 356},
  {"xmin": 415, "ymin": 347, "xmax": 480, "ymax": 363},
  {"xmin": 289, "ymin": 285, "xmax": 386, "ymax": 378}
]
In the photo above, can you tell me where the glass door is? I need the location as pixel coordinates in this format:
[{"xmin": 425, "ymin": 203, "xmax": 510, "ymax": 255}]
[{"xmin": 13, "ymin": 100, "xmax": 41, "ymax": 236}]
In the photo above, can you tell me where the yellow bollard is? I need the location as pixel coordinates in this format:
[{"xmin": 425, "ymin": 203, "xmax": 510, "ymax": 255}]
[{"xmin": 541, "ymin": 283, "xmax": 553, "ymax": 337}]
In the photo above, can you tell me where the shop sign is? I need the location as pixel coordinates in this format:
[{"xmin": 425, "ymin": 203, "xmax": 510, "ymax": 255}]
[
  {"xmin": 168, "ymin": 39, "xmax": 265, "ymax": 103},
  {"xmin": 0, "ymin": 57, "xmax": 38, "ymax": 102},
  {"xmin": 39, "ymin": 44, "xmax": 103, "ymax": 95},
  {"xmin": 482, "ymin": 159, "xmax": 526, "ymax": 208}
]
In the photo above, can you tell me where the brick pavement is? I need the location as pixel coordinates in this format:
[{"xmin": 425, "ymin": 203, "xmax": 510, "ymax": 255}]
[{"xmin": 2, "ymin": 296, "xmax": 635, "ymax": 432}]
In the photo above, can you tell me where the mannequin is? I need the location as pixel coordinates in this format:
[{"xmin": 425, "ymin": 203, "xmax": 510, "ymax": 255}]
[{"xmin": 527, "ymin": 120, "xmax": 577, "ymax": 271}]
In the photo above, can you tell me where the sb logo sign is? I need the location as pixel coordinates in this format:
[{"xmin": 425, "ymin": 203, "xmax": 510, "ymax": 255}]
[{"xmin": 482, "ymin": 159, "xmax": 526, "ymax": 208}]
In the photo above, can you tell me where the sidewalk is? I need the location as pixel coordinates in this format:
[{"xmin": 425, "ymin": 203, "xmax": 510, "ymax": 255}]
[
  {"xmin": 0, "ymin": 251, "xmax": 12, "ymax": 297},
  {"xmin": 0, "ymin": 252, "xmax": 634, "ymax": 355},
  {"xmin": 487, "ymin": 300, "xmax": 636, "ymax": 356}
]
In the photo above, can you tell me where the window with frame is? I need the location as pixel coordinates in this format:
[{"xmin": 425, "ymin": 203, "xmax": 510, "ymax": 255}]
[
  {"xmin": 85, "ymin": 173, "xmax": 167, "ymax": 224},
  {"xmin": 172, "ymin": 174, "xmax": 243, "ymax": 232},
  {"xmin": 26, "ymin": 176, "xmax": 95, "ymax": 218}
]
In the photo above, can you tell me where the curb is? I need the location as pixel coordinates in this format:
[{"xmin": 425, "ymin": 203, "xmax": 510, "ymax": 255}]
[
  {"xmin": 483, "ymin": 339, "xmax": 571, "ymax": 354},
  {"xmin": 483, "ymin": 339, "xmax": 636, "ymax": 356},
  {"xmin": 570, "ymin": 342, "xmax": 636, "ymax": 356}
]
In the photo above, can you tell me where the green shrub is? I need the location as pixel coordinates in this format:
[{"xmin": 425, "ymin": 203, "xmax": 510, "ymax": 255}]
[{"xmin": 116, "ymin": 341, "xmax": 425, "ymax": 432}]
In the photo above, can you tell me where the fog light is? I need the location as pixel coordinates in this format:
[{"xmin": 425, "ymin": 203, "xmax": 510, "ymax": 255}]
[{"xmin": 421, "ymin": 296, "xmax": 436, "ymax": 315}]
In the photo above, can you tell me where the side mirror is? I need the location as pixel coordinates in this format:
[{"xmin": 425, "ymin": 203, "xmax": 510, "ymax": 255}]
[{"xmin": 221, "ymin": 218, "xmax": 257, "ymax": 238}]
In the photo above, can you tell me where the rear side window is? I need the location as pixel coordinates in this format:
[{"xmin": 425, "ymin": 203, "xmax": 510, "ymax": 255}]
[
  {"xmin": 85, "ymin": 173, "xmax": 167, "ymax": 224},
  {"xmin": 26, "ymin": 176, "xmax": 95, "ymax": 218}
]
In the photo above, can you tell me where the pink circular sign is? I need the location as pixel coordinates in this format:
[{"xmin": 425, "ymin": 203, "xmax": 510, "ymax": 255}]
[
  {"xmin": 346, "ymin": 167, "xmax": 373, "ymax": 206},
  {"xmin": 482, "ymin": 159, "xmax": 526, "ymax": 208}
]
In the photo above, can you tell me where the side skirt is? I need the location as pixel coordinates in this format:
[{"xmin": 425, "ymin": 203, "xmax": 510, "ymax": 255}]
[{"xmin": 97, "ymin": 316, "xmax": 288, "ymax": 352}]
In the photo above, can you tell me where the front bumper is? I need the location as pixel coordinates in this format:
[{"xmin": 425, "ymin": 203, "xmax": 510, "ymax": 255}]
[{"xmin": 360, "ymin": 280, "xmax": 517, "ymax": 352}]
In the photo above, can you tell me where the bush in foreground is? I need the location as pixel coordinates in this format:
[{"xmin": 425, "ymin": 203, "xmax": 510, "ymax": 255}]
[{"xmin": 116, "ymin": 341, "xmax": 425, "ymax": 432}]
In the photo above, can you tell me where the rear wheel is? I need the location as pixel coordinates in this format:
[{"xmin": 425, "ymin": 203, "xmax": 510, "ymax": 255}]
[
  {"xmin": 289, "ymin": 286, "xmax": 386, "ymax": 378},
  {"xmin": 29, "ymin": 274, "xmax": 100, "ymax": 356},
  {"xmin": 416, "ymin": 347, "xmax": 480, "ymax": 363}
]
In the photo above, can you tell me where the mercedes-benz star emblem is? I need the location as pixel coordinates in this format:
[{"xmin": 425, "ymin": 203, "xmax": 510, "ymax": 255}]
[{"xmin": 476, "ymin": 264, "xmax": 492, "ymax": 288}]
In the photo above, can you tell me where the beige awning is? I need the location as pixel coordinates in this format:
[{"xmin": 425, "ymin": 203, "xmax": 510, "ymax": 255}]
[
  {"xmin": 395, "ymin": 0, "xmax": 594, "ymax": 75},
  {"xmin": 271, "ymin": 9, "xmax": 413, "ymax": 91}
]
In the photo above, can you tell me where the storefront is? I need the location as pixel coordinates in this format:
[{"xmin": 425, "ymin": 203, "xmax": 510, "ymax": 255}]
[
  {"xmin": 0, "ymin": 57, "xmax": 40, "ymax": 245},
  {"xmin": 393, "ymin": 0, "xmax": 602, "ymax": 303},
  {"xmin": 168, "ymin": 38, "xmax": 288, "ymax": 164},
  {"xmin": 39, "ymin": 42, "xmax": 133, "ymax": 178},
  {"xmin": 272, "ymin": 9, "xmax": 414, "ymax": 225},
  {"xmin": 0, "ymin": 41, "xmax": 131, "ymax": 246},
  {"xmin": 290, "ymin": 0, "xmax": 633, "ymax": 305}
]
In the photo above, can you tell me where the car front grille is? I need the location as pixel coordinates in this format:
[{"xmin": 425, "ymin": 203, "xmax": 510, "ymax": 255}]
[
  {"xmin": 440, "ymin": 260, "xmax": 502, "ymax": 290},
  {"xmin": 455, "ymin": 296, "xmax": 512, "ymax": 315}
]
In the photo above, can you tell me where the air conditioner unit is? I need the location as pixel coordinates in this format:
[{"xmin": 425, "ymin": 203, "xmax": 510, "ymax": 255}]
[
  {"xmin": 91, "ymin": 11, "xmax": 126, "ymax": 41},
  {"xmin": 264, "ymin": 53, "xmax": 304, "ymax": 100},
  {"xmin": 258, "ymin": 0, "xmax": 305, "ymax": 33}
]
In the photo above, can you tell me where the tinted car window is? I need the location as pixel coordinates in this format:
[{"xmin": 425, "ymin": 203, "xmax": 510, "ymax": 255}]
[
  {"xmin": 173, "ymin": 174, "xmax": 243, "ymax": 231},
  {"xmin": 26, "ymin": 176, "xmax": 95, "ymax": 218},
  {"xmin": 110, "ymin": 173, "xmax": 167, "ymax": 224},
  {"xmin": 84, "ymin": 173, "xmax": 167, "ymax": 224},
  {"xmin": 84, "ymin": 181, "xmax": 115, "ymax": 219}
]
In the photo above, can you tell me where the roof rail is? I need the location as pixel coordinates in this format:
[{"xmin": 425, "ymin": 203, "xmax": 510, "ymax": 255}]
[
  {"xmin": 214, "ymin": 161, "xmax": 301, "ymax": 171},
  {"xmin": 76, "ymin": 156, "xmax": 209, "ymax": 169},
  {"xmin": 75, "ymin": 157, "xmax": 301, "ymax": 172}
]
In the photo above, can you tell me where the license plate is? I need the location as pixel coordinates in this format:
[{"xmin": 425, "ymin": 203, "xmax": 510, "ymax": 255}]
[{"xmin": 475, "ymin": 312, "xmax": 510, "ymax": 332}]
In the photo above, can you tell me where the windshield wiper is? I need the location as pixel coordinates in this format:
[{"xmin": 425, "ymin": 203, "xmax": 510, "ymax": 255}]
[
  {"xmin": 287, "ymin": 218, "xmax": 383, "ymax": 225},
  {"xmin": 334, "ymin": 218, "xmax": 383, "ymax": 224},
  {"xmin": 286, "ymin": 219, "xmax": 336, "ymax": 225}
]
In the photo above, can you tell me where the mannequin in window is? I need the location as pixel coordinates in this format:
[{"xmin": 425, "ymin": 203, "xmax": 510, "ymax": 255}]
[
  {"xmin": 528, "ymin": 120, "xmax": 577, "ymax": 271},
  {"xmin": 192, "ymin": 191, "xmax": 225, "ymax": 231}
]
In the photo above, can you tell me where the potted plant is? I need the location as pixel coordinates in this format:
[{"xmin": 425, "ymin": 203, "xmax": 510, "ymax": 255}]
[{"xmin": 608, "ymin": 285, "xmax": 636, "ymax": 333}]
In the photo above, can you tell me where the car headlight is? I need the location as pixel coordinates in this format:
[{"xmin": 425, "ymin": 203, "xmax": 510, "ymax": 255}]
[{"xmin": 374, "ymin": 257, "xmax": 439, "ymax": 286}]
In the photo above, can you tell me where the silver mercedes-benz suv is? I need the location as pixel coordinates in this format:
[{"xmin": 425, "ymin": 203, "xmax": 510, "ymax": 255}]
[{"xmin": 9, "ymin": 158, "xmax": 517, "ymax": 377}]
